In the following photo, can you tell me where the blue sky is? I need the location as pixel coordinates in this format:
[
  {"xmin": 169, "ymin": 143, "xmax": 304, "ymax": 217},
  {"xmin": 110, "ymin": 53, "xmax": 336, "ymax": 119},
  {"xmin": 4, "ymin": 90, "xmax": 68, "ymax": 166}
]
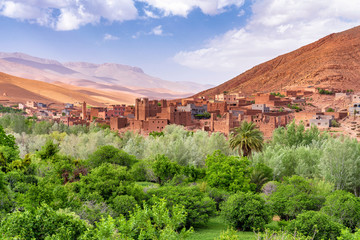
[{"xmin": 0, "ymin": 0, "xmax": 360, "ymax": 85}]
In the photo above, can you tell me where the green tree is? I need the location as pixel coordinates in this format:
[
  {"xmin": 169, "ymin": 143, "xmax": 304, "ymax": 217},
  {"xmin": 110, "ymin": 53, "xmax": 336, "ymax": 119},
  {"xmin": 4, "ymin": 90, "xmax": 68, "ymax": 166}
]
[
  {"xmin": 267, "ymin": 176, "xmax": 325, "ymax": 220},
  {"xmin": 229, "ymin": 121, "xmax": 263, "ymax": 157},
  {"xmin": 321, "ymin": 190, "xmax": 360, "ymax": 231},
  {"xmin": 37, "ymin": 140, "xmax": 59, "ymax": 161},
  {"xmin": 0, "ymin": 204, "xmax": 89, "ymax": 240},
  {"xmin": 81, "ymin": 198, "xmax": 192, "ymax": 240},
  {"xmin": 205, "ymin": 150, "xmax": 253, "ymax": 193},
  {"xmin": 286, "ymin": 211, "xmax": 343, "ymax": 240},
  {"xmin": 221, "ymin": 192, "xmax": 271, "ymax": 231},
  {"xmin": 152, "ymin": 154, "xmax": 181, "ymax": 185},
  {"xmin": 147, "ymin": 186, "xmax": 216, "ymax": 228},
  {"xmin": 320, "ymin": 137, "xmax": 360, "ymax": 195},
  {"xmin": 0, "ymin": 125, "xmax": 17, "ymax": 149},
  {"xmin": 87, "ymin": 145, "xmax": 137, "ymax": 169},
  {"xmin": 72, "ymin": 163, "xmax": 143, "ymax": 203}
]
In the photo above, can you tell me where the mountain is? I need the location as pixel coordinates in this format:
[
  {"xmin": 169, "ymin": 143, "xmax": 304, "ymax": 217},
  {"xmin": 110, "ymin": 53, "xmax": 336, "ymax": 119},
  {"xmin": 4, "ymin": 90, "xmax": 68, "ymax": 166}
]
[
  {"xmin": 196, "ymin": 26, "xmax": 360, "ymax": 97},
  {"xmin": 0, "ymin": 52, "xmax": 213, "ymax": 99},
  {"xmin": 0, "ymin": 72, "xmax": 137, "ymax": 106}
]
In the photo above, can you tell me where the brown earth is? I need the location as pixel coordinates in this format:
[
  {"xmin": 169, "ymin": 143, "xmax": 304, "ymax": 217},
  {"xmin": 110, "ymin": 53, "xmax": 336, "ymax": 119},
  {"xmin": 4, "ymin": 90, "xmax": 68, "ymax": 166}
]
[
  {"xmin": 196, "ymin": 25, "xmax": 360, "ymax": 97},
  {"xmin": 0, "ymin": 72, "xmax": 136, "ymax": 106}
]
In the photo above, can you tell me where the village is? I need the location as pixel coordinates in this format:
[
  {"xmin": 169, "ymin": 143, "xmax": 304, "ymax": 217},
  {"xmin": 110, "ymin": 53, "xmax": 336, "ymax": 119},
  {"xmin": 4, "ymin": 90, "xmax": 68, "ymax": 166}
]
[{"xmin": 1, "ymin": 87, "xmax": 359, "ymax": 139}]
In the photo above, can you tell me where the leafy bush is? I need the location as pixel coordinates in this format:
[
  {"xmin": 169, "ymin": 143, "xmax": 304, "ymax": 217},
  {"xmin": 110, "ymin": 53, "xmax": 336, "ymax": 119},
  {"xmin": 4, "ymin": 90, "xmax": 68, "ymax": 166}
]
[
  {"xmin": 205, "ymin": 150, "xmax": 253, "ymax": 193},
  {"xmin": 267, "ymin": 176, "xmax": 325, "ymax": 220},
  {"xmin": 221, "ymin": 192, "xmax": 271, "ymax": 231},
  {"xmin": 72, "ymin": 163, "xmax": 144, "ymax": 203},
  {"xmin": 321, "ymin": 190, "xmax": 360, "ymax": 231},
  {"xmin": 110, "ymin": 195, "xmax": 137, "ymax": 218},
  {"xmin": 286, "ymin": 211, "xmax": 343, "ymax": 240},
  {"xmin": 147, "ymin": 185, "xmax": 216, "ymax": 227},
  {"xmin": 81, "ymin": 198, "xmax": 192, "ymax": 240},
  {"xmin": 76, "ymin": 201, "xmax": 113, "ymax": 226},
  {"xmin": 0, "ymin": 204, "xmax": 89, "ymax": 240},
  {"xmin": 87, "ymin": 145, "xmax": 137, "ymax": 169},
  {"xmin": 151, "ymin": 154, "xmax": 181, "ymax": 185}
]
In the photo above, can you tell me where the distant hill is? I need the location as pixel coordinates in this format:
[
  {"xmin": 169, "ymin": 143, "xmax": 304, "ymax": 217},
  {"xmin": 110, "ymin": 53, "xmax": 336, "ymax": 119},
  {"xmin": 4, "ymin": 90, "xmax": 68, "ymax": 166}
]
[
  {"xmin": 196, "ymin": 26, "xmax": 360, "ymax": 97},
  {"xmin": 0, "ymin": 72, "xmax": 137, "ymax": 106},
  {"xmin": 0, "ymin": 52, "xmax": 213, "ymax": 99}
]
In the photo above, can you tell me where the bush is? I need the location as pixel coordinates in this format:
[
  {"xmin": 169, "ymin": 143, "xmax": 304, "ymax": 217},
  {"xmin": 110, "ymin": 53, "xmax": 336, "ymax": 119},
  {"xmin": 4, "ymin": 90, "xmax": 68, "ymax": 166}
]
[
  {"xmin": 72, "ymin": 163, "xmax": 144, "ymax": 203},
  {"xmin": 151, "ymin": 154, "xmax": 181, "ymax": 185},
  {"xmin": 205, "ymin": 151, "xmax": 253, "ymax": 193},
  {"xmin": 87, "ymin": 145, "xmax": 137, "ymax": 169},
  {"xmin": 321, "ymin": 190, "xmax": 360, "ymax": 231},
  {"xmin": 0, "ymin": 204, "xmax": 89, "ymax": 240},
  {"xmin": 267, "ymin": 176, "xmax": 325, "ymax": 220},
  {"xmin": 286, "ymin": 211, "xmax": 343, "ymax": 240},
  {"xmin": 221, "ymin": 192, "xmax": 271, "ymax": 231},
  {"xmin": 110, "ymin": 195, "xmax": 137, "ymax": 218},
  {"xmin": 147, "ymin": 186, "xmax": 216, "ymax": 227},
  {"xmin": 80, "ymin": 198, "xmax": 192, "ymax": 240}
]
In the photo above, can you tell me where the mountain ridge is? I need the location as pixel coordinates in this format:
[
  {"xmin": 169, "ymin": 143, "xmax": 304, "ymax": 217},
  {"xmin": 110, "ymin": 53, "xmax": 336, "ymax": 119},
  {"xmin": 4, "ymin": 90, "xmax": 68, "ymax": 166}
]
[
  {"xmin": 0, "ymin": 52, "xmax": 213, "ymax": 98},
  {"xmin": 196, "ymin": 26, "xmax": 360, "ymax": 97}
]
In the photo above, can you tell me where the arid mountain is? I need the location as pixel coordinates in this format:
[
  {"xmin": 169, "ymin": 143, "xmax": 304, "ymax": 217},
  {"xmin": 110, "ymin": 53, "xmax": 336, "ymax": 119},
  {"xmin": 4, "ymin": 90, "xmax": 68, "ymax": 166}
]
[
  {"xmin": 196, "ymin": 26, "xmax": 360, "ymax": 97},
  {"xmin": 0, "ymin": 72, "xmax": 137, "ymax": 106},
  {"xmin": 0, "ymin": 52, "xmax": 213, "ymax": 99}
]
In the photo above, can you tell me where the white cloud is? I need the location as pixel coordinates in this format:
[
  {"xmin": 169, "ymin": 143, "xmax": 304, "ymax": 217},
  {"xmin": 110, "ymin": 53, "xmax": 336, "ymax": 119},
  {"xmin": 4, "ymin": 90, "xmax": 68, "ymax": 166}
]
[
  {"xmin": 0, "ymin": 0, "xmax": 138, "ymax": 30},
  {"xmin": 104, "ymin": 33, "xmax": 119, "ymax": 41},
  {"xmin": 143, "ymin": 9, "xmax": 159, "ymax": 19},
  {"xmin": 150, "ymin": 25, "xmax": 163, "ymax": 35},
  {"xmin": 174, "ymin": 0, "xmax": 360, "ymax": 74},
  {"xmin": 139, "ymin": 0, "xmax": 245, "ymax": 17}
]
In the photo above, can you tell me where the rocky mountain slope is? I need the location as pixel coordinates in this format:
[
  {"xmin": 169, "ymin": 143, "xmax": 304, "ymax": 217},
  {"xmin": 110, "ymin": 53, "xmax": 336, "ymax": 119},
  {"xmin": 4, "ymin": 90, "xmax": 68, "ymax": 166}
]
[{"xmin": 196, "ymin": 26, "xmax": 360, "ymax": 97}]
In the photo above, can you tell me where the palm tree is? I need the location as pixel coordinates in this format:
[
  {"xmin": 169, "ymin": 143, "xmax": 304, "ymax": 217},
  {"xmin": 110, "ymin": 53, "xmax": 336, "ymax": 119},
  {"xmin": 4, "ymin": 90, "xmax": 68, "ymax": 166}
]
[{"xmin": 229, "ymin": 121, "xmax": 264, "ymax": 157}]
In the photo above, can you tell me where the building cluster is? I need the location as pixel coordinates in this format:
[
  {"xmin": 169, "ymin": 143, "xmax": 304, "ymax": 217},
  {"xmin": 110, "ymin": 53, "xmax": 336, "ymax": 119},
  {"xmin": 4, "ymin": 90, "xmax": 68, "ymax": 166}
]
[{"xmin": 1, "ymin": 87, "xmax": 358, "ymax": 139}]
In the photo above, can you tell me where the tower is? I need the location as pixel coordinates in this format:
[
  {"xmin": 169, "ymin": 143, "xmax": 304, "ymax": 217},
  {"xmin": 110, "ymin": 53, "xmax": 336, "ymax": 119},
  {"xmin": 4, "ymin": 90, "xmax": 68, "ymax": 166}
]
[
  {"xmin": 82, "ymin": 101, "xmax": 87, "ymax": 120},
  {"xmin": 135, "ymin": 98, "xmax": 149, "ymax": 121}
]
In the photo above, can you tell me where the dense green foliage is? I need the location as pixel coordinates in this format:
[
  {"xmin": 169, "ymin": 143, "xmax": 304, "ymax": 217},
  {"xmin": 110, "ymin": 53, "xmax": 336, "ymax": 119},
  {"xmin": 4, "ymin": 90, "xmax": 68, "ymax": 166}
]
[
  {"xmin": 221, "ymin": 192, "xmax": 271, "ymax": 231},
  {"xmin": 267, "ymin": 176, "xmax": 325, "ymax": 220},
  {"xmin": 286, "ymin": 211, "xmax": 343, "ymax": 240},
  {"xmin": 147, "ymin": 186, "xmax": 216, "ymax": 228},
  {"xmin": 0, "ymin": 204, "xmax": 89, "ymax": 240},
  {"xmin": 81, "ymin": 199, "xmax": 192, "ymax": 240},
  {"xmin": 0, "ymin": 105, "xmax": 23, "ymax": 114},
  {"xmin": 205, "ymin": 151, "xmax": 253, "ymax": 192},
  {"xmin": 1, "ymin": 114, "xmax": 360, "ymax": 239},
  {"xmin": 321, "ymin": 190, "xmax": 360, "ymax": 231}
]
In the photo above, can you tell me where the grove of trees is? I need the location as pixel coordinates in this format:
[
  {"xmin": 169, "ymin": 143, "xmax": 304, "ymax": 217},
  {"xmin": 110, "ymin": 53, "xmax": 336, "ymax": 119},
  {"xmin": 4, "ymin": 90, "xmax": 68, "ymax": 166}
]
[{"xmin": 0, "ymin": 113, "xmax": 360, "ymax": 239}]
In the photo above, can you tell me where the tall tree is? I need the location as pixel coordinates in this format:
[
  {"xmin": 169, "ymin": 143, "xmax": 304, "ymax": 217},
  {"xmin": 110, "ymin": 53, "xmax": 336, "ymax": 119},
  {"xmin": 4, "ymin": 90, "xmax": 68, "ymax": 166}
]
[{"xmin": 229, "ymin": 121, "xmax": 264, "ymax": 157}]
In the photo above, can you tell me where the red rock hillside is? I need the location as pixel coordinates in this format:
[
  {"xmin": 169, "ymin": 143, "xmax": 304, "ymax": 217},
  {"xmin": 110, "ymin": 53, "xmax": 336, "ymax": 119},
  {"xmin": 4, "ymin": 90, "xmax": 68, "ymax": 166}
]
[{"xmin": 196, "ymin": 25, "xmax": 360, "ymax": 97}]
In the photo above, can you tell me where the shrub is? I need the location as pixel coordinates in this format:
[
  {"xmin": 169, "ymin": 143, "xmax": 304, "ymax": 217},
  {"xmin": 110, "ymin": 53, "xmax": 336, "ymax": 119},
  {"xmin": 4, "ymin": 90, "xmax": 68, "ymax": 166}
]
[
  {"xmin": 221, "ymin": 192, "xmax": 271, "ymax": 231},
  {"xmin": 151, "ymin": 154, "xmax": 181, "ymax": 185},
  {"xmin": 147, "ymin": 185, "xmax": 216, "ymax": 227},
  {"xmin": 110, "ymin": 195, "xmax": 137, "ymax": 218},
  {"xmin": 72, "ymin": 163, "xmax": 144, "ymax": 203},
  {"xmin": 286, "ymin": 211, "xmax": 343, "ymax": 240},
  {"xmin": 205, "ymin": 151, "xmax": 253, "ymax": 193},
  {"xmin": 321, "ymin": 190, "xmax": 360, "ymax": 231},
  {"xmin": 267, "ymin": 176, "xmax": 325, "ymax": 220},
  {"xmin": 0, "ymin": 204, "xmax": 89, "ymax": 240},
  {"xmin": 87, "ymin": 145, "xmax": 137, "ymax": 169},
  {"xmin": 80, "ymin": 198, "xmax": 192, "ymax": 240}
]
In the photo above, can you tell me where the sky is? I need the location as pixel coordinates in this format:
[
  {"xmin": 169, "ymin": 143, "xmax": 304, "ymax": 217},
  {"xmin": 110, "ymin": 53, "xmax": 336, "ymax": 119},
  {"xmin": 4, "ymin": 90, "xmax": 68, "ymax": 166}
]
[{"xmin": 0, "ymin": 0, "xmax": 360, "ymax": 86}]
